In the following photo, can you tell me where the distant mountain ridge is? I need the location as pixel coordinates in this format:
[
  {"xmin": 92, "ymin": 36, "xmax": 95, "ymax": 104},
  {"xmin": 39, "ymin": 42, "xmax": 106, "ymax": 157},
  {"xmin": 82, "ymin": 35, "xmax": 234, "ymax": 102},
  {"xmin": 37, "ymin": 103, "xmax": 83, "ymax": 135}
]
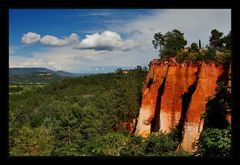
[
  {"xmin": 9, "ymin": 67, "xmax": 94, "ymax": 77},
  {"xmin": 9, "ymin": 67, "xmax": 97, "ymax": 84}
]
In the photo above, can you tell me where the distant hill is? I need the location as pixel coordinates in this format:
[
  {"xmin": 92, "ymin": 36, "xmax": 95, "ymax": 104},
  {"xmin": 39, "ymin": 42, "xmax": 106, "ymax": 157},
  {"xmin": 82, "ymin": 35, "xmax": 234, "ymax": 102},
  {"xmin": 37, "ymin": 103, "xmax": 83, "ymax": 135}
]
[
  {"xmin": 9, "ymin": 67, "xmax": 85, "ymax": 77},
  {"xmin": 9, "ymin": 67, "xmax": 97, "ymax": 84}
]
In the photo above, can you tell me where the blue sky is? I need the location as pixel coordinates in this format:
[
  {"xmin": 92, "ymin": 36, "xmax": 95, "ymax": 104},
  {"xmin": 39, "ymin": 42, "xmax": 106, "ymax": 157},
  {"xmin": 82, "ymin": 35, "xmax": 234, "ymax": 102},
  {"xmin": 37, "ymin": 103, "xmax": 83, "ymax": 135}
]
[{"xmin": 9, "ymin": 9, "xmax": 231, "ymax": 73}]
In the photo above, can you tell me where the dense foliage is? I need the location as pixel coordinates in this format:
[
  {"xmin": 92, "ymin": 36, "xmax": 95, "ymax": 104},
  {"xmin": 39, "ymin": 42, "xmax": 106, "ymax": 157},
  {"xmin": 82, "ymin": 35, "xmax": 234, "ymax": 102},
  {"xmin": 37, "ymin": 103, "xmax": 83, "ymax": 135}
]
[
  {"xmin": 195, "ymin": 127, "xmax": 231, "ymax": 157},
  {"xmin": 195, "ymin": 81, "xmax": 232, "ymax": 157},
  {"xmin": 9, "ymin": 72, "xmax": 64, "ymax": 84},
  {"xmin": 9, "ymin": 86, "xmax": 24, "ymax": 93},
  {"xmin": 153, "ymin": 29, "xmax": 231, "ymax": 65},
  {"xmin": 152, "ymin": 29, "xmax": 187, "ymax": 59},
  {"xmin": 209, "ymin": 29, "xmax": 224, "ymax": 49},
  {"xmin": 202, "ymin": 82, "xmax": 231, "ymax": 129},
  {"xmin": 9, "ymin": 66, "xmax": 192, "ymax": 156}
]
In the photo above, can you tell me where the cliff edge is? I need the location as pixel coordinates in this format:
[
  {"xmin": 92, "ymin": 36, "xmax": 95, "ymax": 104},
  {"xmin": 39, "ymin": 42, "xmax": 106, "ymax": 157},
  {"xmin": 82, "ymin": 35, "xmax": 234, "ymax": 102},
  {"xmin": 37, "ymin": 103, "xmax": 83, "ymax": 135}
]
[{"xmin": 134, "ymin": 58, "xmax": 231, "ymax": 153}]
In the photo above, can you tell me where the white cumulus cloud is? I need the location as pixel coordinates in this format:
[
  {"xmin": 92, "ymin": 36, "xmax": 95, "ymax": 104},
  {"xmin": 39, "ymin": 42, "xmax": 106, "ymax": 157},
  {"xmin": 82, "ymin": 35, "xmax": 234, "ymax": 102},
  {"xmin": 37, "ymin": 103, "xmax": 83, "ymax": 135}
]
[
  {"xmin": 21, "ymin": 32, "xmax": 41, "ymax": 44},
  {"xmin": 66, "ymin": 33, "xmax": 79, "ymax": 43},
  {"xmin": 40, "ymin": 35, "xmax": 70, "ymax": 46},
  {"xmin": 75, "ymin": 31, "xmax": 136, "ymax": 51},
  {"xmin": 21, "ymin": 32, "xmax": 80, "ymax": 46}
]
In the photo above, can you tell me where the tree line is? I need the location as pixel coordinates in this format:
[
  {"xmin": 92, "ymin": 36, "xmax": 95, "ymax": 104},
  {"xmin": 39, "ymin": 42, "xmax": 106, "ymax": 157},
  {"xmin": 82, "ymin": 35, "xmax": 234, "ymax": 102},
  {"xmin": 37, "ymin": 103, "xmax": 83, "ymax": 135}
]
[{"xmin": 152, "ymin": 29, "xmax": 231, "ymax": 64}]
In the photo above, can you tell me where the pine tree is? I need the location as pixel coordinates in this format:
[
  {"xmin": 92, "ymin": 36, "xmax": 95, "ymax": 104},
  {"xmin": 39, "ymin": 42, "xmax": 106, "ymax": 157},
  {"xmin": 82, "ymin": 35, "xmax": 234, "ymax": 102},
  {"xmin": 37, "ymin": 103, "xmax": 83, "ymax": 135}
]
[{"xmin": 199, "ymin": 39, "xmax": 201, "ymax": 49}]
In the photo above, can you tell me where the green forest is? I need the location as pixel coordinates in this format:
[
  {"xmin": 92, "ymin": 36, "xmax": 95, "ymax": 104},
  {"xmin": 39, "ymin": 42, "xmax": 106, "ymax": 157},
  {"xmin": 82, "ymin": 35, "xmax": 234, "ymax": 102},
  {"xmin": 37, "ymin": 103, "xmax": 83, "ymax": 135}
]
[
  {"xmin": 9, "ymin": 66, "xmax": 152, "ymax": 156},
  {"xmin": 9, "ymin": 66, "xmax": 192, "ymax": 156},
  {"xmin": 9, "ymin": 29, "xmax": 232, "ymax": 157}
]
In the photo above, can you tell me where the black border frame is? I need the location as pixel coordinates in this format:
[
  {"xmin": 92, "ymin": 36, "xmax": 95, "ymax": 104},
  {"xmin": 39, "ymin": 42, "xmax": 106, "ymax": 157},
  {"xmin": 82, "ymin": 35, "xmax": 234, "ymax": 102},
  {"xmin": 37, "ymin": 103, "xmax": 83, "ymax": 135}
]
[{"xmin": 1, "ymin": 0, "xmax": 239, "ymax": 163}]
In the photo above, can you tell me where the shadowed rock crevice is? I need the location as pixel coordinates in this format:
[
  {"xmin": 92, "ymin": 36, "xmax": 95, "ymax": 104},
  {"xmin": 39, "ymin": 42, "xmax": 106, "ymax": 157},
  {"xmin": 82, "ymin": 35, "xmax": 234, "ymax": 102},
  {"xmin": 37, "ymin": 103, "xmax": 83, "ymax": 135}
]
[
  {"xmin": 150, "ymin": 77, "xmax": 166, "ymax": 132},
  {"xmin": 151, "ymin": 65, "xmax": 169, "ymax": 132},
  {"xmin": 177, "ymin": 64, "xmax": 200, "ymax": 141},
  {"xmin": 147, "ymin": 78, "xmax": 154, "ymax": 88}
]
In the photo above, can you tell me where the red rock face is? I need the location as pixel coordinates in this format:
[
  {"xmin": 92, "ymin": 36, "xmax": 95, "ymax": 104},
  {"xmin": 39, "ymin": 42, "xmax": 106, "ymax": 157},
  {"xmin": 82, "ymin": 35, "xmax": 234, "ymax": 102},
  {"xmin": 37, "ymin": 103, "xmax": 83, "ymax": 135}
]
[
  {"xmin": 135, "ymin": 60, "xmax": 198, "ymax": 136},
  {"xmin": 159, "ymin": 63, "xmax": 198, "ymax": 133},
  {"xmin": 177, "ymin": 63, "xmax": 224, "ymax": 152},
  {"xmin": 134, "ymin": 60, "xmax": 227, "ymax": 153},
  {"xmin": 134, "ymin": 61, "xmax": 168, "ymax": 138}
]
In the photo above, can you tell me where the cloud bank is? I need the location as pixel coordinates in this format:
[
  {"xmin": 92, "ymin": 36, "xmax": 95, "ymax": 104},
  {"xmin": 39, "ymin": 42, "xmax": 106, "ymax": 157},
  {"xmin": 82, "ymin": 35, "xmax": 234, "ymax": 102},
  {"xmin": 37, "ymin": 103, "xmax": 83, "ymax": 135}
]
[
  {"xmin": 21, "ymin": 31, "xmax": 137, "ymax": 51},
  {"xmin": 13, "ymin": 9, "xmax": 231, "ymax": 73},
  {"xmin": 120, "ymin": 9, "xmax": 231, "ymax": 48},
  {"xmin": 22, "ymin": 33, "xmax": 80, "ymax": 46}
]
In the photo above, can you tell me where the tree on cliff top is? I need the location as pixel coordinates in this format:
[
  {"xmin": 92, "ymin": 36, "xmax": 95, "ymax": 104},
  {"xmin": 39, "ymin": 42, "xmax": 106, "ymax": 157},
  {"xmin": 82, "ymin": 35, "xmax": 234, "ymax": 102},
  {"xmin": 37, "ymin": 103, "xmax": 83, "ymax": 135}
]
[
  {"xmin": 152, "ymin": 29, "xmax": 187, "ymax": 59},
  {"xmin": 209, "ymin": 29, "xmax": 224, "ymax": 49},
  {"xmin": 221, "ymin": 30, "xmax": 232, "ymax": 50},
  {"xmin": 190, "ymin": 42, "xmax": 199, "ymax": 52}
]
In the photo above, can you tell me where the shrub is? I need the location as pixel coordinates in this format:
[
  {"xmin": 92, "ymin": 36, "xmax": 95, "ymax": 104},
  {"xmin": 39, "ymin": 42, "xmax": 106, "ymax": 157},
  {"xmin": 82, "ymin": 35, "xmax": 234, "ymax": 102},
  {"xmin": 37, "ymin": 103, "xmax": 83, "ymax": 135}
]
[
  {"xmin": 176, "ymin": 52, "xmax": 187, "ymax": 63},
  {"xmin": 190, "ymin": 42, "xmax": 199, "ymax": 52},
  {"xmin": 195, "ymin": 127, "xmax": 231, "ymax": 157},
  {"xmin": 144, "ymin": 132, "xmax": 178, "ymax": 156},
  {"xmin": 9, "ymin": 86, "xmax": 24, "ymax": 93},
  {"xmin": 202, "ymin": 47, "xmax": 216, "ymax": 63},
  {"xmin": 120, "ymin": 136, "xmax": 146, "ymax": 156},
  {"xmin": 202, "ymin": 81, "xmax": 231, "ymax": 129},
  {"xmin": 185, "ymin": 52, "xmax": 198, "ymax": 63},
  {"xmin": 215, "ymin": 51, "xmax": 231, "ymax": 64},
  {"xmin": 83, "ymin": 132, "xmax": 129, "ymax": 156}
]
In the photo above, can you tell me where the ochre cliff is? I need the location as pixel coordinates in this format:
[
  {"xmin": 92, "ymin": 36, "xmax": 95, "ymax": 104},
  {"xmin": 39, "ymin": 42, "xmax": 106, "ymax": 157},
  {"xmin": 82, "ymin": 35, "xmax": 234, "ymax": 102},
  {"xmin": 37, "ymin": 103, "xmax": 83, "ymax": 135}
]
[
  {"xmin": 179, "ymin": 63, "xmax": 225, "ymax": 152},
  {"xmin": 134, "ymin": 58, "xmax": 229, "ymax": 152},
  {"xmin": 134, "ymin": 61, "xmax": 168, "ymax": 138}
]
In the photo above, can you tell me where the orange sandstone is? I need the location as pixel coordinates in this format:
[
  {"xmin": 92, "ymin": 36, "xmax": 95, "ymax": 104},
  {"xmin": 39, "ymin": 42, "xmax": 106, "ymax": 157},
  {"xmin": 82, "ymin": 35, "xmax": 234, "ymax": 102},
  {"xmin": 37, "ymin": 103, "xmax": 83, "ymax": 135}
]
[{"xmin": 134, "ymin": 59, "xmax": 228, "ymax": 153}]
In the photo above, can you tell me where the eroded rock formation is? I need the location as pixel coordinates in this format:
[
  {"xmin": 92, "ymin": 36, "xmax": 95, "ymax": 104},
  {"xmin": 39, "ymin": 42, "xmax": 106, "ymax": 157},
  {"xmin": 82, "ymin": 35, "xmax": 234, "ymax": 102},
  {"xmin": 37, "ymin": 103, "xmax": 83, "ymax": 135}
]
[
  {"xmin": 134, "ymin": 58, "xmax": 229, "ymax": 152},
  {"xmin": 179, "ymin": 63, "xmax": 225, "ymax": 152},
  {"xmin": 134, "ymin": 61, "xmax": 168, "ymax": 138}
]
